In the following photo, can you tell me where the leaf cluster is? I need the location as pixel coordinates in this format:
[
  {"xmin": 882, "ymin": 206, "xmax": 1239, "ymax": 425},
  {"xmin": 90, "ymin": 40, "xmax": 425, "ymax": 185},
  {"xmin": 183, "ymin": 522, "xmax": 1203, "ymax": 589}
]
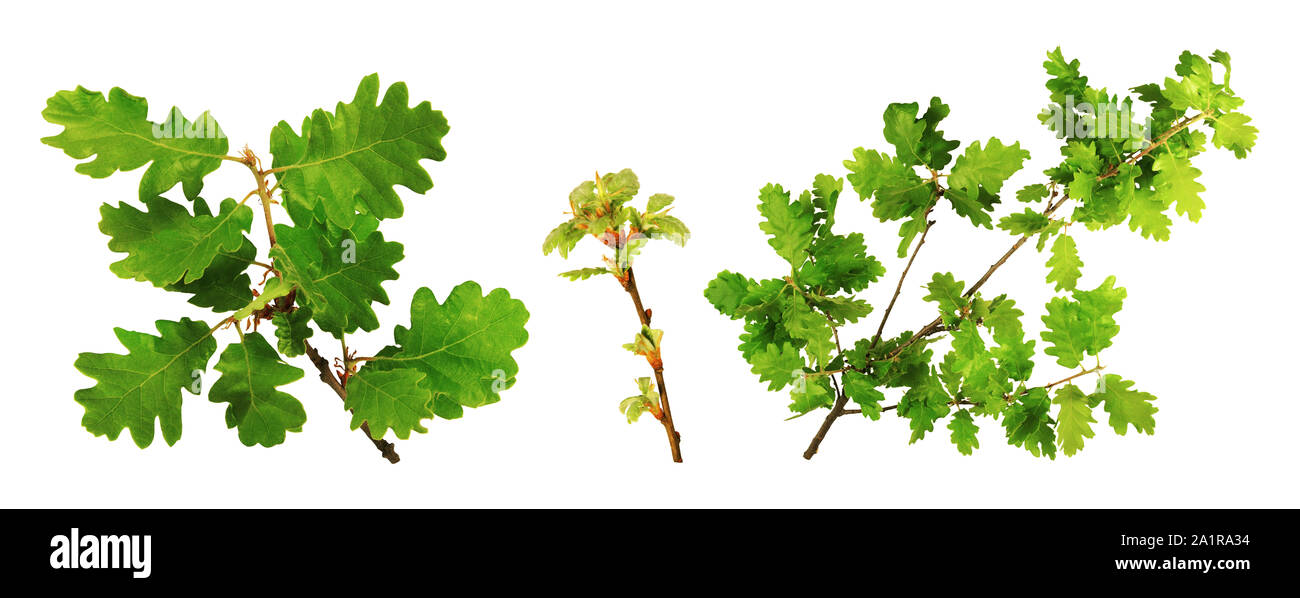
[{"xmin": 704, "ymin": 49, "xmax": 1253, "ymax": 458}]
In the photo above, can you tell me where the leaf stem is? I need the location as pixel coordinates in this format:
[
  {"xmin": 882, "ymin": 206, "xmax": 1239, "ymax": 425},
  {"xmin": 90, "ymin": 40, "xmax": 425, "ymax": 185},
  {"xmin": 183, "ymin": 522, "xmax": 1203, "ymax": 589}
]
[{"xmin": 245, "ymin": 162, "xmax": 277, "ymax": 246}]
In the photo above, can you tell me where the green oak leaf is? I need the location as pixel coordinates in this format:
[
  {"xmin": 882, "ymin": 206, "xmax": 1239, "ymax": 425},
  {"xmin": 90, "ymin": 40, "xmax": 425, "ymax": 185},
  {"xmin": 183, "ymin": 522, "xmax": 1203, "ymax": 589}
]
[
  {"xmin": 344, "ymin": 367, "xmax": 435, "ymax": 440},
  {"xmin": 369, "ymin": 282, "xmax": 529, "ymax": 410},
  {"xmin": 166, "ymin": 237, "xmax": 256, "ymax": 312},
  {"xmin": 948, "ymin": 409, "xmax": 980, "ymax": 455},
  {"xmin": 1044, "ymin": 47, "xmax": 1088, "ymax": 105},
  {"xmin": 789, "ymin": 377, "xmax": 833, "ymax": 414},
  {"xmin": 1210, "ymin": 112, "xmax": 1257, "ymax": 159},
  {"xmin": 1053, "ymin": 384, "xmax": 1096, "ymax": 456},
  {"xmin": 1003, "ymin": 387, "xmax": 1057, "ymax": 459},
  {"xmin": 756, "ymin": 183, "xmax": 814, "ymax": 267},
  {"xmin": 619, "ymin": 378, "xmax": 660, "ymax": 424},
  {"xmin": 843, "ymin": 149, "xmax": 933, "ymax": 223},
  {"xmin": 896, "ymin": 373, "xmax": 950, "ymax": 443},
  {"xmin": 798, "ymin": 232, "xmax": 885, "ymax": 294},
  {"xmin": 842, "ymin": 371, "xmax": 885, "ymax": 420},
  {"xmin": 748, "ymin": 342, "xmax": 804, "ymax": 391},
  {"xmin": 948, "ymin": 138, "xmax": 1031, "ymax": 196},
  {"xmin": 271, "ymin": 216, "xmax": 403, "ymax": 337},
  {"xmin": 1046, "ymin": 233, "xmax": 1083, "ymax": 292},
  {"xmin": 558, "ymin": 267, "xmax": 611, "ymax": 281},
  {"xmin": 1126, "ymin": 187, "xmax": 1174, "ymax": 241},
  {"xmin": 624, "ymin": 325, "xmax": 664, "ymax": 358},
  {"xmin": 782, "ymin": 295, "xmax": 834, "ymax": 367},
  {"xmin": 998, "ymin": 209, "xmax": 1051, "ymax": 236},
  {"xmin": 882, "ymin": 102, "xmax": 928, "ymax": 167},
  {"xmin": 1096, "ymin": 374, "xmax": 1157, "ymax": 435},
  {"xmin": 100, "ymin": 196, "xmax": 253, "ymax": 287},
  {"xmin": 946, "ymin": 184, "xmax": 999, "ymax": 229},
  {"xmin": 646, "ymin": 193, "xmax": 674, "ymax": 213},
  {"xmin": 1153, "ymin": 151, "xmax": 1206, "ymax": 222},
  {"xmin": 41, "ymin": 86, "xmax": 228, "ymax": 200},
  {"xmin": 269, "ymin": 74, "xmax": 449, "ymax": 229},
  {"xmin": 704, "ymin": 271, "xmax": 756, "ymax": 318},
  {"xmin": 808, "ymin": 295, "xmax": 873, "ymax": 325},
  {"xmin": 272, "ymin": 307, "xmax": 314, "ymax": 358},
  {"xmin": 73, "ymin": 318, "xmax": 217, "ymax": 448},
  {"xmin": 209, "ymin": 332, "xmax": 306, "ymax": 448},
  {"xmin": 984, "ymin": 298, "xmax": 1036, "ymax": 382},
  {"xmin": 542, "ymin": 221, "xmax": 585, "ymax": 258},
  {"xmin": 644, "ymin": 213, "xmax": 690, "ymax": 246},
  {"xmin": 1041, "ymin": 276, "xmax": 1126, "ymax": 368},
  {"xmin": 1016, "ymin": 184, "xmax": 1050, "ymax": 203},
  {"xmin": 809, "ymin": 174, "xmax": 841, "ymax": 237},
  {"xmin": 923, "ymin": 272, "xmax": 967, "ymax": 326}
]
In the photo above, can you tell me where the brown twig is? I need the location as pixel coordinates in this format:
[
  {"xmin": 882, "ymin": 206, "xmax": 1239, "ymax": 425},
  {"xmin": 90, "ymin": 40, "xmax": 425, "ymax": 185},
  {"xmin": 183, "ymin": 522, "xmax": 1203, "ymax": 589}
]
[
  {"xmin": 803, "ymin": 203, "xmax": 936, "ymax": 460},
  {"xmin": 302, "ymin": 339, "xmax": 400, "ymax": 463},
  {"xmin": 1098, "ymin": 112, "xmax": 1208, "ymax": 180},
  {"xmin": 874, "ymin": 192, "xmax": 1071, "ymax": 365},
  {"xmin": 623, "ymin": 267, "xmax": 683, "ymax": 463}
]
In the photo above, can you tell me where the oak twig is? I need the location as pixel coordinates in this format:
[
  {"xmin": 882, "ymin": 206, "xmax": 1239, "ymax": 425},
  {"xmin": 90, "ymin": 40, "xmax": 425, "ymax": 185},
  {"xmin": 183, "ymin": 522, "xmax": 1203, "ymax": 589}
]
[
  {"xmin": 624, "ymin": 267, "xmax": 683, "ymax": 463},
  {"xmin": 804, "ymin": 203, "xmax": 936, "ymax": 460},
  {"xmin": 303, "ymin": 339, "xmax": 400, "ymax": 463}
]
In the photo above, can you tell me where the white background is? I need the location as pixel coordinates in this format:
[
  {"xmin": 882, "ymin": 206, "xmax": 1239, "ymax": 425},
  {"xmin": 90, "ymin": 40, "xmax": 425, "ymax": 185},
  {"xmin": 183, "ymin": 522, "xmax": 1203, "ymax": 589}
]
[{"xmin": 0, "ymin": 0, "xmax": 1294, "ymax": 508}]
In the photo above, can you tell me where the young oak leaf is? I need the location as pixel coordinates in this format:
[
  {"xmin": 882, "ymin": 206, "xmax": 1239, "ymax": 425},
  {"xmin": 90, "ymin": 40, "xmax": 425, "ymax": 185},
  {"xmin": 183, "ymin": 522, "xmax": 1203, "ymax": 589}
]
[
  {"xmin": 842, "ymin": 371, "xmax": 885, "ymax": 420},
  {"xmin": 1046, "ymin": 233, "xmax": 1083, "ymax": 292},
  {"xmin": 619, "ymin": 377, "xmax": 661, "ymax": 424},
  {"xmin": 798, "ymin": 233, "xmax": 886, "ymax": 295},
  {"xmin": 232, "ymin": 277, "xmax": 294, "ymax": 321},
  {"xmin": 1125, "ymin": 187, "xmax": 1174, "ymax": 242},
  {"xmin": 948, "ymin": 409, "xmax": 980, "ymax": 455},
  {"xmin": 1152, "ymin": 151, "xmax": 1207, "ymax": 222},
  {"xmin": 270, "ymin": 218, "xmax": 403, "ymax": 337},
  {"xmin": 1003, "ymin": 387, "xmax": 1057, "ymax": 459},
  {"xmin": 1210, "ymin": 112, "xmax": 1257, "ymax": 159},
  {"xmin": 782, "ymin": 296, "xmax": 835, "ymax": 367},
  {"xmin": 1040, "ymin": 276, "xmax": 1126, "ymax": 368},
  {"xmin": 1044, "ymin": 47, "xmax": 1089, "ymax": 105},
  {"xmin": 368, "ymin": 282, "xmax": 529, "ymax": 411},
  {"xmin": 209, "ymin": 332, "xmax": 307, "ymax": 448},
  {"xmin": 881, "ymin": 98, "xmax": 960, "ymax": 170},
  {"xmin": 344, "ymin": 367, "xmax": 435, "ymax": 440},
  {"xmin": 41, "ymin": 86, "xmax": 229, "ymax": 200},
  {"xmin": 704, "ymin": 271, "xmax": 756, "ymax": 318},
  {"xmin": 882, "ymin": 102, "xmax": 929, "ymax": 167},
  {"xmin": 748, "ymin": 342, "xmax": 804, "ymax": 391},
  {"xmin": 896, "ymin": 373, "xmax": 950, "ymax": 443},
  {"xmin": 1095, "ymin": 374, "xmax": 1158, "ymax": 436},
  {"xmin": 269, "ymin": 74, "xmax": 450, "ymax": 229},
  {"xmin": 73, "ymin": 318, "xmax": 217, "ymax": 448},
  {"xmin": 948, "ymin": 138, "xmax": 1031, "ymax": 197},
  {"xmin": 1016, "ymin": 183, "xmax": 1051, "ymax": 203},
  {"xmin": 624, "ymin": 326, "xmax": 665, "ymax": 367},
  {"xmin": 998, "ymin": 209, "xmax": 1052, "ymax": 236},
  {"xmin": 790, "ymin": 377, "xmax": 834, "ymax": 414},
  {"xmin": 558, "ymin": 267, "xmax": 611, "ymax": 281},
  {"xmin": 1053, "ymin": 384, "xmax": 1096, "ymax": 456},
  {"xmin": 922, "ymin": 272, "xmax": 967, "ymax": 326},
  {"xmin": 756, "ymin": 183, "xmax": 815, "ymax": 267},
  {"xmin": 843, "ymin": 149, "xmax": 933, "ymax": 223},
  {"xmin": 99, "ymin": 196, "xmax": 253, "ymax": 287}
]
